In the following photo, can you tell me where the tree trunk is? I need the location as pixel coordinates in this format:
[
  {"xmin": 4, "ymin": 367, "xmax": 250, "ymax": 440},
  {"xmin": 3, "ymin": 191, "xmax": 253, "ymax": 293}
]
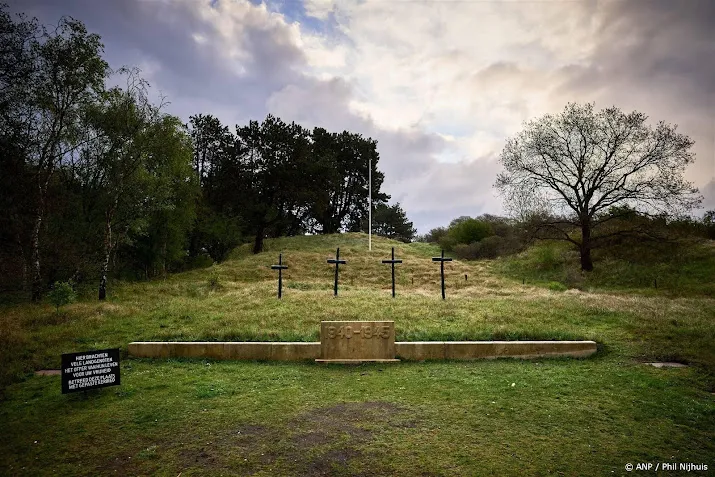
[
  {"xmin": 253, "ymin": 224, "xmax": 265, "ymax": 254},
  {"xmin": 161, "ymin": 239, "xmax": 167, "ymax": 277},
  {"xmin": 17, "ymin": 233, "xmax": 28, "ymax": 293},
  {"xmin": 322, "ymin": 217, "xmax": 339, "ymax": 235},
  {"xmin": 21, "ymin": 255, "xmax": 28, "ymax": 292},
  {"xmin": 188, "ymin": 227, "xmax": 200, "ymax": 258},
  {"xmin": 580, "ymin": 222, "xmax": 594, "ymax": 272},
  {"xmin": 30, "ymin": 210, "xmax": 43, "ymax": 301},
  {"xmin": 99, "ymin": 211, "xmax": 113, "ymax": 300}
]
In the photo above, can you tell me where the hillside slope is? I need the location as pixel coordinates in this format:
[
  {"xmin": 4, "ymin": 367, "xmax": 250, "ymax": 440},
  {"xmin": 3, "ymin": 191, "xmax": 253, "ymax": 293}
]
[{"xmin": 1, "ymin": 233, "xmax": 714, "ymax": 389}]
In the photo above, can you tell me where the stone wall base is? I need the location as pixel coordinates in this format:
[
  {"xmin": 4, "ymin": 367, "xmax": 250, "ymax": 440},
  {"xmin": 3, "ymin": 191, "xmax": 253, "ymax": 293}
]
[{"xmin": 128, "ymin": 340, "xmax": 596, "ymax": 361}]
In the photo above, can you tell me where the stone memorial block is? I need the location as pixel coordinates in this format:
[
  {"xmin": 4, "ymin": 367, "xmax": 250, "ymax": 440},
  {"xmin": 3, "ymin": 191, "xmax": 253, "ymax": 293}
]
[{"xmin": 317, "ymin": 321, "xmax": 399, "ymax": 363}]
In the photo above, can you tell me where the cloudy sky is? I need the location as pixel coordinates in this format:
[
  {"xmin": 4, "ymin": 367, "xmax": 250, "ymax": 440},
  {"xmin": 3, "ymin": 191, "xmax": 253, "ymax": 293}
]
[{"xmin": 9, "ymin": 0, "xmax": 715, "ymax": 233}]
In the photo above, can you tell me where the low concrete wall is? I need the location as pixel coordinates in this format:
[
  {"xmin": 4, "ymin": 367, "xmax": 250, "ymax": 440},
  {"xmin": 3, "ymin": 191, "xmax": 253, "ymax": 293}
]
[
  {"xmin": 395, "ymin": 341, "xmax": 597, "ymax": 360},
  {"xmin": 128, "ymin": 342, "xmax": 320, "ymax": 361},
  {"xmin": 128, "ymin": 340, "xmax": 597, "ymax": 361}
]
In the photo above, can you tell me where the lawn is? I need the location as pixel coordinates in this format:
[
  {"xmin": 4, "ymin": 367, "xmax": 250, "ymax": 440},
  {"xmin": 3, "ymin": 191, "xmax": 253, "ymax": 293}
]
[{"xmin": 1, "ymin": 233, "xmax": 714, "ymax": 476}]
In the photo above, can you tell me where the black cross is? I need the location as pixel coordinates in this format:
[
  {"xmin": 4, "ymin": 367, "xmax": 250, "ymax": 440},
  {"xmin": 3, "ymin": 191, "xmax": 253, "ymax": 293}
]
[
  {"xmin": 381, "ymin": 247, "xmax": 403, "ymax": 298},
  {"xmin": 327, "ymin": 247, "xmax": 347, "ymax": 296},
  {"xmin": 270, "ymin": 253, "xmax": 288, "ymax": 298},
  {"xmin": 432, "ymin": 249, "xmax": 453, "ymax": 299}
]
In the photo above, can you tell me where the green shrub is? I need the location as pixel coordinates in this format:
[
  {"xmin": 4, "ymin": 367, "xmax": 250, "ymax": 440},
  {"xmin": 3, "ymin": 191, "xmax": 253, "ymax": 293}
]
[
  {"xmin": 448, "ymin": 219, "xmax": 493, "ymax": 246},
  {"xmin": 186, "ymin": 254, "xmax": 214, "ymax": 270},
  {"xmin": 547, "ymin": 281, "xmax": 568, "ymax": 292},
  {"xmin": 473, "ymin": 235, "xmax": 503, "ymax": 259},
  {"xmin": 437, "ymin": 234, "xmax": 457, "ymax": 252},
  {"xmin": 452, "ymin": 235, "xmax": 526, "ymax": 261},
  {"xmin": 703, "ymin": 211, "xmax": 715, "ymax": 239},
  {"xmin": 563, "ymin": 266, "xmax": 585, "ymax": 289},
  {"xmin": 453, "ymin": 243, "xmax": 480, "ymax": 260},
  {"xmin": 420, "ymin": 226, "xmax": 448, "ymax": 243},
  {"xmin": 207, "ymin": 271, "xmax": 222, "ymax": 290},
  {"xmin": 47, "ymin": 281, "xmax": 77, "ymax": 312},
  {"xmin": 534, "ymin": 243, "xmax": 561, "ymax": 270}
]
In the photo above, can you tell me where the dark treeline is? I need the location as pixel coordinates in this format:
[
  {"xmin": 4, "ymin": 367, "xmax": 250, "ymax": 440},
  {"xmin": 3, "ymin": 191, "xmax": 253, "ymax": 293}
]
[
  {"xmin": 419, "ymin": 208, "xmax": 715, "ymax": 263},
  {"xmin": 0, "ymin": 7, "xmax": 402, "ymax": 300},
  {"xmin": 188, "ymin": 113, "xmax": 389, "ymax": 259}
]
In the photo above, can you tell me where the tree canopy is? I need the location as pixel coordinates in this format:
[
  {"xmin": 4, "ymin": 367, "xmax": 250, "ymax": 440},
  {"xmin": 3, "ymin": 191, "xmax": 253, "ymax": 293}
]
[
  {"xmin": 187, "ymin": 114, "xmax": 391, "ymax": 255},
  {"xmin": 365, "ymin": 202, "xmax": 416, "ymax": 243}
]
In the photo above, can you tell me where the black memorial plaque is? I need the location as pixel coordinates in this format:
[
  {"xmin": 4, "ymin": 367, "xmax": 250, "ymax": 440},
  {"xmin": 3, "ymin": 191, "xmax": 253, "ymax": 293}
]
[{"xmin": 61, "ymin": 348, "xmax": 120, "ymax": 394}]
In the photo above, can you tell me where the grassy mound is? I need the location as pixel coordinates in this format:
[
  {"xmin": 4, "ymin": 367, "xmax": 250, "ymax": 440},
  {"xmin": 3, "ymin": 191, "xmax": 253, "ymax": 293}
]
[
  {"xmin": 494, "ymin": 239, "xmax": 715, "ymax": 297},
  {"xmin": 1, "ymin": 233, "xmax": 713, "ymax": 475}
]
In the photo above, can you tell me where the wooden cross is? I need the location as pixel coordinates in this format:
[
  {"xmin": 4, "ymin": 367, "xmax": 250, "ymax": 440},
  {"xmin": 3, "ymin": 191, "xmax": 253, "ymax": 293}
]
[
  {"xmin": 431, "ymin": 249, "xmax": 453, "ymax": 299},
  {"xmin": 270, "ymin": 253, "xmax": 288, "ymax": 298},
  {"xmin": 381, "ymin": 247, "xmax": 403, "ymax": 298},
  {"xmin": 327, "ymin": 248, "xmax": 347, "ymax": 296}
]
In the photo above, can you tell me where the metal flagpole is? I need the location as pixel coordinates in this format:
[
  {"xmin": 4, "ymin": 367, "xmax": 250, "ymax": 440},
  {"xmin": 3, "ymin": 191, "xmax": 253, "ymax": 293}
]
[{"xmin": 369, "ymin": 156, "xmax": 372, "ymax": 251}]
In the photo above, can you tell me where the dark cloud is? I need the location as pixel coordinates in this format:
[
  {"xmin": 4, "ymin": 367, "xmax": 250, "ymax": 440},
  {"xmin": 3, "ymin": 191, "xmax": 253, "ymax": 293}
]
[
  {"xmin": 7, "ymin": 0, "xmax": 305, "ymax": 122},
  {"xmin": 593, "ymin": 0, "xmax": 713, "ymax": 105},
  {"xmin": 559, "ymin": 0, "xmax": 715, "ymax": 188}
]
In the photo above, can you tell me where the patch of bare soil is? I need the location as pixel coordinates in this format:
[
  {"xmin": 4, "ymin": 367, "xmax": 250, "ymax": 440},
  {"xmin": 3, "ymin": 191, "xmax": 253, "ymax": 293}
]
[
  {"xmin": 34, "ymin": 369, "xmax": 60, "ymax": 376},
  {"xmin": 173, "ymin": 401, "xmax": 418, "ymax": 476}
]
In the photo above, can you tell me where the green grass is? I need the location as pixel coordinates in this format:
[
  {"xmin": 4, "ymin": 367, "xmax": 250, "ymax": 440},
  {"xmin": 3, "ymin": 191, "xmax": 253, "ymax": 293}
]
[
  {"xmin": 1, "ymin": 232, "xmax": 714, "ymax": 476},
  {"xmin": 494, "ymin": 239, "xmax": 715, "ymax": 297}
]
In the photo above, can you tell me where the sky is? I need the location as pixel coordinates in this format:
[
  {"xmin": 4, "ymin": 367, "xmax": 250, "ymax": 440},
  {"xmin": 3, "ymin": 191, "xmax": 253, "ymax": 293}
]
[{"xmin": 8, "ymin": 0, "xmax": 715, "ymax": 234}]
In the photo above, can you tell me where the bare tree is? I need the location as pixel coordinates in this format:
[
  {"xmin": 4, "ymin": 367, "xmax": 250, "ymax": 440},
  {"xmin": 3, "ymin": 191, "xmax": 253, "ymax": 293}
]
[{"xmin": 495, "ymin": 103, "xmax": 702, "ymax": 271}]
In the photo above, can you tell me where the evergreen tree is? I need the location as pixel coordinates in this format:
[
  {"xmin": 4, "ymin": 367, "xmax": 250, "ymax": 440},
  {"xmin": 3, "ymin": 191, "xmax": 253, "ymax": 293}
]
[{"xmin": 365, "ymin": 202, "xmax": 416, "ymax": 243}]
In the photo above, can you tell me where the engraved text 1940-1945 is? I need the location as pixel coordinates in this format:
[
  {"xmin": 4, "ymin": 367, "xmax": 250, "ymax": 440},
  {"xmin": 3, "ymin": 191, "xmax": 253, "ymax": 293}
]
[{"xmin": 326, "ymin": 324, "xmax": 390, "ymax": 339}]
